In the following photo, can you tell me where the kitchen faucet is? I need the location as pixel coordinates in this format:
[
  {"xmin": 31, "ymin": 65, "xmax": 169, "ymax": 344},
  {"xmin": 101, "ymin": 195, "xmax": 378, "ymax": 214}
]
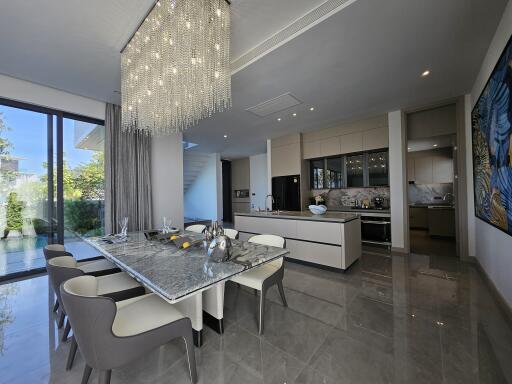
[
  {"xmin": 443, "ymin": 193, "xmax": 455, "ymax": 203},
  {"xmin": 265, "ymin": 194, "xmax": 275, "ymax": 211}
]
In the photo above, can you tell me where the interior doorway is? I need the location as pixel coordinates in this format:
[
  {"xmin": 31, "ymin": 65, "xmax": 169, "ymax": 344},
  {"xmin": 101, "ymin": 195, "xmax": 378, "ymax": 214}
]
[{"xmin": 406, "ymin": 105, "xmax": 458, "ymax": 258}]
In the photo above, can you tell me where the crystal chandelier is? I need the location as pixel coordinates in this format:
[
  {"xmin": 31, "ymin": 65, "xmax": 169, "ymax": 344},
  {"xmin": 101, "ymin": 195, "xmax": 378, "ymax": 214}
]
[{"xmin": 121, "ymin": 0, "xmax": 231, "ymax": 135}]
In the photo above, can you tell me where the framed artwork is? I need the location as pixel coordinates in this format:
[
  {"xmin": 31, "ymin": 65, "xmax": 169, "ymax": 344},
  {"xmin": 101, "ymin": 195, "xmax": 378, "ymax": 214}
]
[{"xmin": 472, "ymin": 33, "xmax": 512, "ymax": 236}]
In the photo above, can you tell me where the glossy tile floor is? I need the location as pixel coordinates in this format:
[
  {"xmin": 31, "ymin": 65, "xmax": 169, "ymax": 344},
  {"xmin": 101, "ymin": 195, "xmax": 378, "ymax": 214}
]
[
  {"xmin": 1, "ymin": 251, "xmax": 512, "ymax": 383},
  {"xmin": 410, "ymin": 229, "xmax": 457, "ymax": 259}
]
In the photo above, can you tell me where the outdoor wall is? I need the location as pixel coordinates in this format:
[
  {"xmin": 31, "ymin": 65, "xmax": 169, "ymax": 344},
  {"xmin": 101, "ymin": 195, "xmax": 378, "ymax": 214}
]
[
  {"xmin": 0, "ymin": 74, "xmax": 105, "ymax": 120},
  {"xmin": 184, "ymin": 153, "xmax": 222, "ymax": 221},
  {"xmin": 249, "ymin": 153, "xmax": 268, "ymax": 211},
  {"xmin": 468, "ymin": 1, "xmax": 512, "ymax": 308}
]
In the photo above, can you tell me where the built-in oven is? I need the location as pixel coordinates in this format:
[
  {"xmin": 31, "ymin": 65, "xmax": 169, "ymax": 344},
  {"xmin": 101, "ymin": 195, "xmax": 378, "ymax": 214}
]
[{"xmin": 361, "ymin": 215, "xmax": 391, "ymax": 246}]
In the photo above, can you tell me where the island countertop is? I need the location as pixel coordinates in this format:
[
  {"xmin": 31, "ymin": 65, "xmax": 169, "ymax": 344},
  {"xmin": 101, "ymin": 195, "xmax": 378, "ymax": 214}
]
[{"xmin": 234, "ymin": 210, "xmax": 359, "ymax": 223}]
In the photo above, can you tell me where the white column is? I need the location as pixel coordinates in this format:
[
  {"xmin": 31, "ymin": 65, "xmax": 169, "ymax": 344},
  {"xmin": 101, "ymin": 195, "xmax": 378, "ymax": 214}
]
[
  {"xmin": 266, "ymin": 139, "xmax": 272, "ymax": 196},
  {"xmin": 388, "ymin": 110, "xmax": 409, "ymax": 252},
  {"xmin": 151, "ymin": 133, "xmax": 184, "ymax": 229}
]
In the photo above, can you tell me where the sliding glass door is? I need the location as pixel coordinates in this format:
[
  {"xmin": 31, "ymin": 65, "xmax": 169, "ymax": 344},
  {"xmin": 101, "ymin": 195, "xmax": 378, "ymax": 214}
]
[{"xmin": 0, "ymin": 99, "xmax": 105, "ymax": 279}]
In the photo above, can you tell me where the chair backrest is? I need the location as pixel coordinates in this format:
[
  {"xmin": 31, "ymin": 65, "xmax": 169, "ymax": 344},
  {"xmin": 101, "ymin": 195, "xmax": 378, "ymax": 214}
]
[
  {"xmin": 43, "ymin": 244, "xmax": 73, "ymax": 261},
  {"xmin": 248, "ymin": 234, "xmax": 285, "ymax": 249},
  {"xmin": 46, "ymin": 256, "xmax": 83, "ymax": 310},
  {"xmin": 60, "ymin": 276, "xmax": 118, "ymax": 369},
  {"xmin": 185, "ymin": 224, "xmax": 206, "ymax": 234},
  {"xmin": 223, "ymin": 228, "xmax": 239, "ymax": 240}
]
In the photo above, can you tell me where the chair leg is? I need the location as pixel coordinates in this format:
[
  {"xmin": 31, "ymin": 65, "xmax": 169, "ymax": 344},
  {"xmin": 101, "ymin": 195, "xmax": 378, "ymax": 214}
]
[
  {"xmin": 53, "ymin": 299, "xmax": 59, "ymax": 312},
  {"xmin": 81, "ymin": 365, "xmax": 92, "ymax": 384},
  {"xmin": 277, "ymin": 281, "xmax": 287, "ymax": 307},
  {"xmin": 57, "ymin": 311, "xmax": 65, "ymax": 329},
  {"xmin": 258, "ymin": 288, "xmax": 266, "ymax": 335},
  {"xmin": 183, "ymin": 331, "xmax": 198, "ymax": 383},
  {"xmin": 66, "ymin": 336, "xmax": 78, "ymax": 370},
  {"xmin": 62, "ymin": 319, "xmax": 71, "ymax": 342},
  {"xmin": 98, "ymin": 370, "xmax": 111, "ymax": 384}
]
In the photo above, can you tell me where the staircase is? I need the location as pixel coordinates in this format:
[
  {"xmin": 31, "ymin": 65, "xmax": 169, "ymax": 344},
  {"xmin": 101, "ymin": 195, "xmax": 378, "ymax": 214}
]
[{"xmin": 183, "ymin": 152, "xmax": 211, "ymax": 192}]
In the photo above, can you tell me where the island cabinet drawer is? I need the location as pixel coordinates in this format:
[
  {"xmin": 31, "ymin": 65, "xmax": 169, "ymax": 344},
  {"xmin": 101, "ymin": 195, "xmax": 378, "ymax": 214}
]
[
  {"xmin": 295, "ymin": 220, "xmax": 342, "ymax": 245},
  {"xmin": 286, "ymin": 239, "xmax": 342, "ymax": 269},
  {"xmin": 235, "ymin": 216, "xmax": 297, "ymax": 238}
]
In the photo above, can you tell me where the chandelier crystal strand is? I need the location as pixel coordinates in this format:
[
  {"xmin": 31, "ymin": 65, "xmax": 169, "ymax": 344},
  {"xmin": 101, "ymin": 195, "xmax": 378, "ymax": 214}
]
[{"xmin": 121, "ymin": 0, "xmax": 231, "ymax": 135}]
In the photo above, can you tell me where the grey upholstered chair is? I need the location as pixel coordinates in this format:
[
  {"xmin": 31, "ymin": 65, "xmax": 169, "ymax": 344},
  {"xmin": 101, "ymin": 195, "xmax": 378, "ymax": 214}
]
[
  {"xmin": 47, "ymin": 256, "xmax": 145, "ymax": 381},
  {"xmin": 60, "ymin": 276, "xmax": 198, "ymax": 384},
  {"xmin": 44, "ymin": 244, "xmax": 120, "ymax": 312},
  {"xmin": 230, "ymin": 234, "xmax": 287, "ymax": 334}
]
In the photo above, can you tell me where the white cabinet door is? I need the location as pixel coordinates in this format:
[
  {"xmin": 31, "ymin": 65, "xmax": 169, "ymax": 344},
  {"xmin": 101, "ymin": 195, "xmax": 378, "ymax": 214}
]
[
  {"xmin": 407, "ymin": 157, "xmax": 415, "ymax": 182},
  {"xmin": 414, "ymin": 157, "xmax": 433, "ymax": 184},
  {"xmin": 303, "ymin": 141, "xmax": 320, "ymax": 159},
  {"xmin": 432, "ymin": 156, "xmax": 453, "ymax": 183},
  {"xmin": 319, "ymin": 137, "xmax": 341, "ymax": 157},
  {"xmin": 363, "ymin": 127, "xmax": 388, "ymax": 151},
  {"xmin": 271, "ymin": 143, "xmax": 301, "ymax": 177},
  {"xmin": 339, "ymin": 132, "xmax": 363, "ymax": 154},
  {"xmin": 286, "ymin": 239, "xmax": 342, "ymax": 269},
  {"xmin": 296, "ymin": 220, "xmax": 342, "ymax": 245}
]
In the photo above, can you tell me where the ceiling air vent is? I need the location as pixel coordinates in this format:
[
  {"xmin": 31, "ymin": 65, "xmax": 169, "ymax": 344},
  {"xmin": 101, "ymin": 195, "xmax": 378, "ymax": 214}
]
[{"xmin": 245, "ymin": 93, "xmax": 302, "ymax": 117}]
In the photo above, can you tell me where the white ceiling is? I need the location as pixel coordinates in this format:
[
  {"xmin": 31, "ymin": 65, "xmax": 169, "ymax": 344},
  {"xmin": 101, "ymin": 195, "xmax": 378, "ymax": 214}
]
[{"xmin": 0, "ymin": 0, "xmax": 508, "ymax": 158}]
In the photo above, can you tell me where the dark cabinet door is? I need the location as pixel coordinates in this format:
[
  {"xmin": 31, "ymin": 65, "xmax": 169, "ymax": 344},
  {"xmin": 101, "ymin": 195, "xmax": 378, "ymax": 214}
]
[
  {"xmin": 368, "ymin": 151, "xmax": 388, "ymax": 186},
  {"xmin": 346, "ymin": 154, "xmax": 364, "ymax": 187}
]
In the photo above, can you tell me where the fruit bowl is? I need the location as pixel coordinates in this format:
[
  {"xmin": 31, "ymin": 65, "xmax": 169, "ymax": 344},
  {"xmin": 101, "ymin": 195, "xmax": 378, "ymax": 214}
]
[{"xmin": 308, "ymin": 204, "xmax": 327, "ymax": 215}]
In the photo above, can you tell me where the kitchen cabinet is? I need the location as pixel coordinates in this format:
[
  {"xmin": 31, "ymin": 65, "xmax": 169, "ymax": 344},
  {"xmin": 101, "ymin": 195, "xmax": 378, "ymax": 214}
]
[
  {"xmin": 432, "ymin": 156, "xmax": 453, "ymax": 183},
  {"xmin": 428, "ymin": 207, "xmax": 455, "ymax": 237},
  {"xmin": 409, "ymin": 154, "xmax": 453, "ymax": 184},
  {"xmin": 271, "ymin": 142, "xmax": 301, "ymax": 177},
  {"xmin": 303, "ymin": 141, "xmax": 320, "ymax": 159},
  {"xmin": 339, "ymin": 132, "xmax": 363, "ymax": 154},
  {"xmin": 363, "ymin": 127, "xmax": 388, "ymax": 151},
  {"xmin": 346, "ymin": 153, "xmax": 364, "ymax": 187},
  {"xmin": 319, "ymin": 137, "xmax": 341, "ymax": 157},
  {"xmin": 414, "ymin": 157, "xmax": 433, "ymax": 184},
  {"xmin": 409, "ymin": 206, "xmax": 428, "ymax": 229}
]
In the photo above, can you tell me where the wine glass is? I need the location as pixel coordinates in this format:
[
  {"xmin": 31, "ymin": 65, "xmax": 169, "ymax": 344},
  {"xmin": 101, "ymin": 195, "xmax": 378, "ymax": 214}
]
[{"xmin": 118, "ymin": 217, "xmax": 128, "ymax": 237}]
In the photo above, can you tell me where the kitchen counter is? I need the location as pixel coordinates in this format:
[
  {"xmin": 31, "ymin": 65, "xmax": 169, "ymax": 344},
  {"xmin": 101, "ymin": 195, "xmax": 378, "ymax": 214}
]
[
  {"xmin": 235, "ymin": 210, "xmax": 359, "ymax": 223},
  {"xmin": 234, "ymin": 211, "xmax": 361, "ymax": 270},
  {"xmin": 330, "ymin": 207, "xmax": 391, "ymax": 214}
]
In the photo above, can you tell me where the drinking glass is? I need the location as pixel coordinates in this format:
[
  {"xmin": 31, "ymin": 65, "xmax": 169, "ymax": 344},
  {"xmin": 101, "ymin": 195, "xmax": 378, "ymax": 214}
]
[{"xmin": 118, "ymin": 217, "xmax": 129, "ymax": 237}]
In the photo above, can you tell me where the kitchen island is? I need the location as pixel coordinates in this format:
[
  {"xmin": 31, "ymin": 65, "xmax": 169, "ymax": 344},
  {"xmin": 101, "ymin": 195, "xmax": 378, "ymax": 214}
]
[{"xmin": 234, "ymin": 211, "xmax": 361, "ymax": 270}]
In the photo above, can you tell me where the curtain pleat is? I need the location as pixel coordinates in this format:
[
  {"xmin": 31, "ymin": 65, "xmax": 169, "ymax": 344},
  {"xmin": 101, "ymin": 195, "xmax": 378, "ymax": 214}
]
[{"xmin": 104, "ymin": 103, "xmax": 152, "ymax": 233}]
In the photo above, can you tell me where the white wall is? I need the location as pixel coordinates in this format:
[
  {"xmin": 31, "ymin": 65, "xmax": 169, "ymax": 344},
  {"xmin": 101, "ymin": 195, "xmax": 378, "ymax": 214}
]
[
  {"xmin": 0, "ymin": 74, "xmax": 105, "ymax": 119},
  {"xmin": 184, "ymin": 153, "xmax": 222, "ymax": 221},
  {"xmin": 249, "ymin": 153, "xmax": 268, "ymax": 211},
  {"xmin": 388, "ymin": 110, "xmax": 408, "ymax": 252},
  {"xmin": 467, "ymin": 1, "xmax": 512, "ymax": 307},
  {"xmin": 151, "ymin": 133, "xmax": 184, "ymax": 230}
]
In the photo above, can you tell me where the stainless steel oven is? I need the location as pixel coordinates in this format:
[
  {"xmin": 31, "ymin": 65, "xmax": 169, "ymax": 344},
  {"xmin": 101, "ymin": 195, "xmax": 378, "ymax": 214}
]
[{"xmin": 361, "ymin": 215, "xmax": 391, "ymax": 246}]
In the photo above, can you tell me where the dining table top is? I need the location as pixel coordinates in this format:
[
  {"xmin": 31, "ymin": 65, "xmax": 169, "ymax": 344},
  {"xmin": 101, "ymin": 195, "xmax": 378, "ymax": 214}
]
[{"xmin": 84, "ymin": 231, "xmax": 289, "ymax": 303}]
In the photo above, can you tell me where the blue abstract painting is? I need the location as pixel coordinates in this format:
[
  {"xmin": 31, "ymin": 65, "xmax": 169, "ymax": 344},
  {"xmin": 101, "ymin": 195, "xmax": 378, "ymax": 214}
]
[{"xmin": 472, "ymin": 34, "xmax": 512, "ymax": 236}]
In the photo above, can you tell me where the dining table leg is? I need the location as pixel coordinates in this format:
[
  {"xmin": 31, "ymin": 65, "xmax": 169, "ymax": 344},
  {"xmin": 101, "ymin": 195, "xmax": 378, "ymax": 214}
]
[
  {"xmin": 173, "ymin": 293, "xmax": 204, "ymax": 347},
  {"xmin": 202, "ymin": 282, "xmax": 225, "ymax": 334}
]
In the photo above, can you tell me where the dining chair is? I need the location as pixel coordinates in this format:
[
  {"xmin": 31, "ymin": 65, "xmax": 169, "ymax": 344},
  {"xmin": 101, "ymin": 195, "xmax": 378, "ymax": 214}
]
[
  {"xmin": 230, "ymin": 234, "xmax": 287, "ymax": 334},
  {"xmin": 223, "ymin": 228, "xmax": 239, "ymax": 240},
  {"xmin": 185, "ymin": 224, "xmax": 207, "ymax": 234},
  {"xmin": 44, "ymin": 244, "xmax": 120, "ymax": 312},
  {"xmin": 60, "ymin": 276, "xmax": 198, "ymax": 384}
]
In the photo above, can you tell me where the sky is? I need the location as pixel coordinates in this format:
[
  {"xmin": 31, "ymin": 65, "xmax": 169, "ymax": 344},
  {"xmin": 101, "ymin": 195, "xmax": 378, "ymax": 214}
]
[{"xmin": 0, "ymin": 105, "xmax": 100, "ymax": 175}]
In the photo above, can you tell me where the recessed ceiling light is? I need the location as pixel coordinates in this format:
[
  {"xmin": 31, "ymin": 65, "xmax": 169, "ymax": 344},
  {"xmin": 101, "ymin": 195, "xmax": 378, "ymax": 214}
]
[
  {"xmin": 292, "ymin": 113, "xmax": 297, "ymax": 117},
  {"xmin": 277, "ymin": 117, "xmax": 281, "ymax": 121},
  {"xmin": 433, "ymin": 144, "xmax": 438, "ymax": 147},
  {"xmin": 223, "ymin": 134, "xmax": 228, "ymax": 138},
  {"xmin": 310, "ymin": 107, "xmax": 315, "ymax": 111},
  {"xmin": 421, "ymin": 69, "xmax": 430, "ymax": 77},
  {"xmin": 408, "ymin": 147, "xmax": 411, "ymax": 150}
]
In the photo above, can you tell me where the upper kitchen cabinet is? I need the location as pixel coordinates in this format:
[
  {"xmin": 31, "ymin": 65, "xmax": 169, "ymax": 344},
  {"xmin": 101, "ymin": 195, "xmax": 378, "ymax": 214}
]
[
  {"xmin": 339, "ymin": 132, "xmax": 363, "ymax": 154},
  {"xmin": 271, "ymin": 133, "xmax": 302, "ymax": 177},
  {"xmin": 368, "ymin": 150, "xmax": 388, "ymax": 186},
  {"xmin": 346, "ymin": 153, "xmax": 365, "ymax": 187},
  {"xmin": 414, "ymin": 157, "xmax": 433, "ymax": 184},
  {"xmin": 432, "ymin": 156, "xmax": 453, "ymax": 183},
  {"xmin": 303, "ymin": 140, "xmax": 320, "ymax": 159},
  {"xmin": 408, "ymin": 148, "xmax": 454, "ymax": 184},
  {"xmin": 319, "ymin": 137, "xmax": 341, "ymax": 157},
  {"xmin": 363, "ymin": 127, "xmax": 388, "ymax": 151}
]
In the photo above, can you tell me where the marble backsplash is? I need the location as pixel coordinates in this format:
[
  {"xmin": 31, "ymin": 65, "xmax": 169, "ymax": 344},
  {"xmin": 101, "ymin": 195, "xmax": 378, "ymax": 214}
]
[
  {"xmin": 408, "ymin": 183, "xmax": 453, "ymax": 204},
  {"xmin": 310, "ymin": 187, "xmax": 390, "ymax": 209}
]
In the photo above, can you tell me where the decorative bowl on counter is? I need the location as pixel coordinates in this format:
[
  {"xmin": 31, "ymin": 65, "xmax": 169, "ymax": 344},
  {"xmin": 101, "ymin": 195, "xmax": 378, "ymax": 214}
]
[{"xmin": 308, "ymin": 204, "xmax": 327, "ymax": 215}]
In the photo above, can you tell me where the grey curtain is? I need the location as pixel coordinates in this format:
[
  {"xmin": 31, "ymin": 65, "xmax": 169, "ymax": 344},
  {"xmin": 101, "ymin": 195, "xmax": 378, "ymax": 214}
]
[{"xmin": 104, "ymin": 103, "xmax": 152, "ymax": 233}]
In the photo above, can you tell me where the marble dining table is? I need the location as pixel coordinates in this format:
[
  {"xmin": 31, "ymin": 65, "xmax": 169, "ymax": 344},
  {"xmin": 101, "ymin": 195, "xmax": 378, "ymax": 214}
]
[{"xmin": 84, "ymin": 231, "xmax": 289, "ymax": 346}]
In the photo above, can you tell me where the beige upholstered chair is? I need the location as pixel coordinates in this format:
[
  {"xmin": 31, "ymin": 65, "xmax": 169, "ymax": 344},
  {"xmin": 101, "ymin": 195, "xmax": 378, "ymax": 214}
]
[
  {"xmin": 185, "ymin": 224, "xmax": 206, "ymax": 233},
  {"xmin": 223, "ymin": 228, "xmax": 239, "ymax": 240},
  {"xmin": 230, "ymin": 234, "xmax": 287, "ymax": 334}
]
